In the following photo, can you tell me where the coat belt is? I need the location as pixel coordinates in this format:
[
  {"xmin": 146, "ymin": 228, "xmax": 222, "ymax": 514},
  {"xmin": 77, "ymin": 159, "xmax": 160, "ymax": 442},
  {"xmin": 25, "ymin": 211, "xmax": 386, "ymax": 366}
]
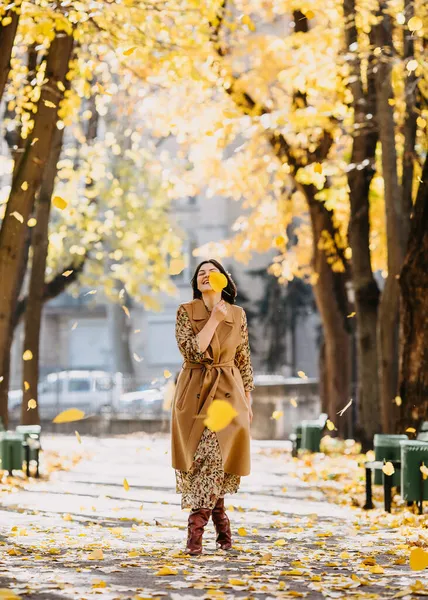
[{"xmin": 182, "ymin": 360, "xmax": 236, "ymax": 406}]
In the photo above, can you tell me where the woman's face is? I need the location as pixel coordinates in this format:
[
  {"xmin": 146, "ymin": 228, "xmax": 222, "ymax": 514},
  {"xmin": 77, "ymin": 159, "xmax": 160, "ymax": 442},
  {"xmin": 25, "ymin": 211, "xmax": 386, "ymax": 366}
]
[{"xmin": 196, "ymin": 262, "xmax": 220, "ymax": 293}]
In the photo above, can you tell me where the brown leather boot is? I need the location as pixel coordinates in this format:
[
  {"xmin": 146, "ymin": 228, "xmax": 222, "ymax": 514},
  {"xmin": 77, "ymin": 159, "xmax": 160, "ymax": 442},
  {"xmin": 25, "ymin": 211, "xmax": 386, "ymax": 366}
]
[
  {"xmin": 212, "ymin": 497, "xmax": 232, "ymax": 550},
  {"xmin": 186, "ymin": 508, "xmax": 212, "ymax": 556}
]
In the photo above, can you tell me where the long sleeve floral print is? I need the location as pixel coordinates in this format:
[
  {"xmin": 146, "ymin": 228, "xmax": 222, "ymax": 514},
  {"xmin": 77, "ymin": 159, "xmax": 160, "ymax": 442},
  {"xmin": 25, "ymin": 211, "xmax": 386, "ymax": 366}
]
[
  {"xmin": 175, "ymin": 305, "xmax": 205, "ymax": 362},
  {"xmin": 234, "ymin": 309, "xmax": 255, "ymax": 392}
]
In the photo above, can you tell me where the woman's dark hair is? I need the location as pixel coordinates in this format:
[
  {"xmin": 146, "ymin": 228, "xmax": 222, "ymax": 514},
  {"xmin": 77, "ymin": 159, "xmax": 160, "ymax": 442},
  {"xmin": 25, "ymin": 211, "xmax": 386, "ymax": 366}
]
[{"xmin": 191, "ymin": 259, "xmax": 237, "ymax": 304}]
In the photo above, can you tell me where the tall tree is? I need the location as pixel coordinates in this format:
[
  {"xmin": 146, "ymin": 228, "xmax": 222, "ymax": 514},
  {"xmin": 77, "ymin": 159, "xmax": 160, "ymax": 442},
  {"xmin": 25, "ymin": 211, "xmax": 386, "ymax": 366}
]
[{"xmin": 0, "ymin": 7, "xmax": 19, "ymax": 102}]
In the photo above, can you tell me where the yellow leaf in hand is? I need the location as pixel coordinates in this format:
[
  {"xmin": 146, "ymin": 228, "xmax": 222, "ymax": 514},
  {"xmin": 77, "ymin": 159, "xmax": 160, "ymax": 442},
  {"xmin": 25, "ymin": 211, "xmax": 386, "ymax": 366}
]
[
  {"xmin": 204, "ymin": 400, "xmax": 238, "ymax": 432},
  {"xmin": 410, "ymin": 547, "xmax": 428, "ymax": 571},
  {"xmin": 237, "ymin": 527, "xmax": 247, "ymax": 536},
  {"xmin": 209, "ymin": 271, "xmax": 228, "ymax": 292},
  {"xmin": 382, "ymin": 462, "xmax": 395, "ymax": 476},
  {"xmin": 52, "ymin": 196, "xmax": 68, "ymax": 210},
  {"xmin": 53, "ymin": 408, "xmax": 85, "ymax": 423},
  {"xmin": 155, "ymin": 566, "xmax": 177, "ymax": 576},
  {"xmin": 27, "ymin": 399, "xmax": 37, "ymax": 410},
  {"xmin": 123, "ymin": 478, "xmax": 130, "ymax": 491},
  {"xmin": 23, "ymin": 350, "xmax": 33, "ymax": 361},
  {"xmin": 271, "ymin": 410, "xmax": 283, "ymax": 420}
]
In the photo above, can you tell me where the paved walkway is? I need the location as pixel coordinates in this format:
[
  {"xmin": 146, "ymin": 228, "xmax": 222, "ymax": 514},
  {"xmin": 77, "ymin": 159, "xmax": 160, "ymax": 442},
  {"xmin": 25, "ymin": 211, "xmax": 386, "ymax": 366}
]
[{"xmin": 0, "ymin": 434, "xmax": 427, "ymax": 599}]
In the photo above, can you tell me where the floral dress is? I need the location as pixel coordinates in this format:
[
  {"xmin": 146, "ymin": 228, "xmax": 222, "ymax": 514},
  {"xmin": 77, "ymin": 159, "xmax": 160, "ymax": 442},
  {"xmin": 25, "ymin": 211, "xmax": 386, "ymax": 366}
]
[{"xmin": 175, "ymin": 304, "xmax": 254, "ymax": 509}]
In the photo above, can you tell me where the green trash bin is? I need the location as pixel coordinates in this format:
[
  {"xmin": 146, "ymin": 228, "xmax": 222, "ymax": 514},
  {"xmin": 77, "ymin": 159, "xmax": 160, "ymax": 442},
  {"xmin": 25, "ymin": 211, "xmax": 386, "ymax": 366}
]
[
  {"xmin": 0, "ymin": 432, "xmax": 24, "ymax": 474},
  {"xmin": 301, "ymin": 420, "xmax": 323, "ymax": 452},
  {"xmin": 400, "ymin": 440, "xmax": 428, "ymax": 502},
  {"xmin": 373, "ymin": 434, "xmax": 408, "ymax": 486}
]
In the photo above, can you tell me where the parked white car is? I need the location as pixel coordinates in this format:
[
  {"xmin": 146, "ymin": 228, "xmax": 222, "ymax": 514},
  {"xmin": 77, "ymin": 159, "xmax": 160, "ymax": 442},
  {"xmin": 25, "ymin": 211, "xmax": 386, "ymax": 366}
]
[
  {"xmin": 8, "ymin": 370, "xmax": 123, "ymax": 419},
  {"xmin": 118, "ymin": 384, "xmax": 167, "ymax": 419}
]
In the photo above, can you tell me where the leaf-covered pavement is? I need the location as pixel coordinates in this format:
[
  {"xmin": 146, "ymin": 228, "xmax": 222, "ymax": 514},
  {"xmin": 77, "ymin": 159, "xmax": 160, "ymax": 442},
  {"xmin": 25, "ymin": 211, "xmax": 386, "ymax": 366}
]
[{"xmin": 0, "ymin": 434, "xmax": 427, "ymax": 599}]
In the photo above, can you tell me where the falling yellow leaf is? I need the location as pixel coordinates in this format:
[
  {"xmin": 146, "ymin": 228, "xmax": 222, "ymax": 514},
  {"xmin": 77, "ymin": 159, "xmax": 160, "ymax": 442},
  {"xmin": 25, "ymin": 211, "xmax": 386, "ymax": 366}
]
[
  {"xmin": 237, "ymin": 527, "xmax": 247, "ymax": 536},
  {"xmin": 305, "ymin": 10, "xmax": 315, "ymax": 18},
  {"xmin": 347, "ymin": 312, "xmax": 356, "ymax": 318},
  {"xmin": 30, "ymin": 138, "xmax": 39, "ymax": 146},
  {"xmin": 84, "ymin": 290, "xmax": 97, "ymax": 296},
  {"xmin": 123, "ymin": 46, "xmax": 137, "ymax": 56},
  {"xmin": 326, "ymin": 419, "xmax": 336, "ymax": 431},
  {"xmin": 420, "ymin": 464, "xmax": 428, "ymax": 479},
  {"xmin": 290, "ymin": 397, "xmax": 298, "ymax": 407},
  {"xmin": 123, "ymin": 478, "xmax": 130, "ymax": 491},
  {"xmin": 75, "ymin": 431, "xmax": 82, "ymax": 444},
  {"xmin": 410, "ymin": 547, "xmax": 428, "ymax": 571},
  {"xmin": 155, "ymin": 566, "xmax": 178, "ymax": 576},
  {"xmin": 209, "ymin": 271, "xmax": 228, "ymax": 292},
  {"xmin": 21, "ymin": 181, "xmax": 28, "ymax": 191},
  {"xmin": 27, "ymin": 399, "xmax": 37, "ymax": 410},
  {"xmin": 164, "ymin": 369, "xmax": 172, "ymax": 379},
  {"xmin": 394, "ymin": 396, "xmax": 402, "ymax": 406},
  {"xmin": 314, "ymin": 162, "xmax": 323, "ymax": 174},
  {"xmin": 133, "ymin": 352, "xmax": 143, "ymax": 362},
  {"xmin": 169, "ymin": 258, "xmax": 186, "ymax": 275},
  {"xmin": 52, "ymin": 196, "xmax": 68, "ymax": 210},
  {"xmin": 53, "ymin": 408, "xmax": 85, "ymax": 423},
  {"xmin": 273, "ymin": 235, "xmax": 287, "ymax": 248},
  {"xmin": 23, "ymin": 350, "xmax": 33, "ymax": 361},
  {"xmin": 27, "ymin": 218, "xmax": 37, "ymax": 227},
  {"xmin": 11, "ymin": 211, "xmax": 24, "ymax": 223},
  {"xmin": 382, "ymin": 462, "xmax": 395, "ymax": 476},
  {"xmin": 271, "ymin": 410, "xmax": 283, "ymax": 420},
  {"xmin": 408, "ymin": 16, "xmax": 423, "ymax": 32},
  {"xmin": 297, "ymin": 371, "xmax": 307, "ymax": 379},
  {"xmin": 62, "ymin": 270, "xmax": 73, "ymax": 277},
  {"xmin": 204, "ymin": 399, "xmax": 238, "ymax": 432},
  {"xmin": 406, "ymin": 427, "xmax": 416, "ymax": 433},
  {"xmin": 43, "ymin": 100, "xmax": 57, "ymax": 108},
  {"xmin": 24, "ymin": 381, "xmax": 30, "ymax": 391},
  {"xmin": 229, "ymin": 579, "xmax": 246, "ymax": 586},
  {"xmin": 71, "ymin": 322, "xmax": 78, "ymax": 331},
  {"xmin": 87, "ymin": 549, "xmax": 104, "ymax": 560},
  {"xmin": 122, "ymin": 305, "xmax": 130, "ymax": 318}
]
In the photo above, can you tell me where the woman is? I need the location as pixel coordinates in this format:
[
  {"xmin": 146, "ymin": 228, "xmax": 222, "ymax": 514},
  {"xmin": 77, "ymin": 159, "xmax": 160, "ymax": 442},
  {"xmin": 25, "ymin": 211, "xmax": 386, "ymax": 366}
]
[{"xmin": 171, "ymin": 259, "xmax": 254, "ymax": 556}]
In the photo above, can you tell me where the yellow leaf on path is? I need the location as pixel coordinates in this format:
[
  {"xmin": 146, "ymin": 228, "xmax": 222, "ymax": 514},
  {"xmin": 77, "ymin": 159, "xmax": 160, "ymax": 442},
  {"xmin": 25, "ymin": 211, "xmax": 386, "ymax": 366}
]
[
  {"xmin": 271, "ymin": 410, "xmax": 283, "ymax": 420},
  {"xmin": 410, "ymin": 548, "xmax": 428, "ymax": 571},
  {"xmin": 87, "ymin": 549, "xmax": 104, "ymax": 560},
  {"xmin": 11, "ymin": 211, "xmax": 24, "ymax": 223},
  {"xmin": 62, "ymin": 513, "xmax": 73, "ymax": 521},
  {"xmin": 164, "ymin": 369, "xmax": 172, "ymax": 379},
  {"xmin": 314, "ymin": 163, "xmax": 323, "ymax": 174},
  {"xmin": 382, "ymin": 462, "xmax": 395, "ymax": 476},
  {"xmin": 128, "ymin": 551, "xmax": 139, "ymax": 558},
  {"xmin": 123, "ymin": 478, "xmax": 130, "ymax": 491},
  {"xmin": 53, "ymin": 408, "xmax": 85, "ymax": 423},
  {"xmin": 52, "ymin": 196, "xmax": 67, "ymax": 210},
  {"xmin": 209, "ymin": 271, "xmax": 228, "ymax": 292},
  {"xmin": 204, "ymin": 400, "xmax": 238, "ymax": 432},
  {"xmin": 370, "ymin": 565, "xmax": 385, "ymax": 574},
  {"xmin": 75, "ymin": 431, "xmax": 82, "ymax": 444},
  {"xmin": 92, "ymin": 580, "xmax": 107, "ymax": 588},
  {"xmin": 27, "ymin": 399, "xmax": 37, "ymax": 410},
  {"xmin": 155, "ymin": 566, "xmax": 177, "ymax": 576},
  {"xmin": 408, "ymin": 16, "xmax": 423, "ymax": 32},
  {"xmin": 229, "ymin": 579, "xmax": 246, "ymax": 585},
  {"xmin": 123, "ymin": 46, "xmax": 137, "ymax": 56},
  {"xmin": 0, "ymin": 590, "xmax": 22, "ymax": 600},
  {"xmin": 23, "ymin": 350, "xmax": 33, "ymax": 361},
  {"xmin": 274, "ymin": 539, "xmax": 286, "ymax": 546},
  {"xmin": 237, "ymin": 527, "xmax": 247, "ymax": 536},
  {"xmin": 169, "ymin": 258, "xmax": 186, "ymax": 275},
  {"xmin": 122, "ymin": 305, "xmax": 130, "ymax": 318}
]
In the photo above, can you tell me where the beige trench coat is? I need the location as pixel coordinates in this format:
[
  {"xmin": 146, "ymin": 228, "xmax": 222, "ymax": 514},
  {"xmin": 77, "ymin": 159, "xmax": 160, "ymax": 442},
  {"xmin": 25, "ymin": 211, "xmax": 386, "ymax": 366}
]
[{"xmin": 171, "ymin": 298, "xmax": 251, "ymax": 476}]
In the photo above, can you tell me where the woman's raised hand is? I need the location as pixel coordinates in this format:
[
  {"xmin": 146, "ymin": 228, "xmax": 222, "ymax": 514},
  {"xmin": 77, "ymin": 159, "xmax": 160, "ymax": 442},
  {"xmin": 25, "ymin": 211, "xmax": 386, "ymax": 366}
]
[{"xmin": 211, "ymin": 299, "xmax": 228, "ymax": 324}]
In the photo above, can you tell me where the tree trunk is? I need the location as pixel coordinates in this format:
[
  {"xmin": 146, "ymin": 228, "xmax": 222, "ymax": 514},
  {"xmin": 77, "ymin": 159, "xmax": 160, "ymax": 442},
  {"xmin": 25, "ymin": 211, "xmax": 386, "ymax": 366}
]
[
  {"xmin": 0, "ymin": 32, "xmax": 73, "ymax": 383},
  {"xmin": 344, "ymin": 0, "xmax": 381, "ymax": 443},
  {"xmin": 307, "ymin": 187, "xmax": 351, "ymax": 437},
  {"xmin": 396, "ymin": 155, "xmax": 428, "ymax": 431},
  {"xmin": 21, "ymin": 124, "xmax": 65, "ymax": 425},
  {"xmin": 0, "ymin": 8, "xmax": 19, "ymax": 102},
  {"xmin": 107, "ymin": 285, "xmax": 135, "ymax": 390},
  {"xmin": 374, "ymin": 3, "xmax": 407, "ymax": 432}
]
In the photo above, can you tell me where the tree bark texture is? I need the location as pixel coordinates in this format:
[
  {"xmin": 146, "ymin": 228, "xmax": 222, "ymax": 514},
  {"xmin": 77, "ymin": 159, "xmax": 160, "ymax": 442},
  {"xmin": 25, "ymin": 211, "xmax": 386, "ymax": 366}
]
[
  {"xmin": 21, "ymin": 125, "xmax": 66, "ymax": 425},
  {"xmin": 397, "ymin": 155, "xmax": 428, "ymax": 431},
  {"xmin": 344, "ymin": 0, "xmax": 381, "ymax": 443},
  {"xmin": 307, "ymin": 186, "xmax": 351, "ymax": 436},
  {"xmin": 374, "ymin": 3, "xmax": 407, "ymax": 432},
  {"xmin": 0, "ymin": 8, "xmax": 19, "ymax": 102},
  {"xmin": 0, "ymin": 32, "xmax": 74, "ymax": 387}
]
